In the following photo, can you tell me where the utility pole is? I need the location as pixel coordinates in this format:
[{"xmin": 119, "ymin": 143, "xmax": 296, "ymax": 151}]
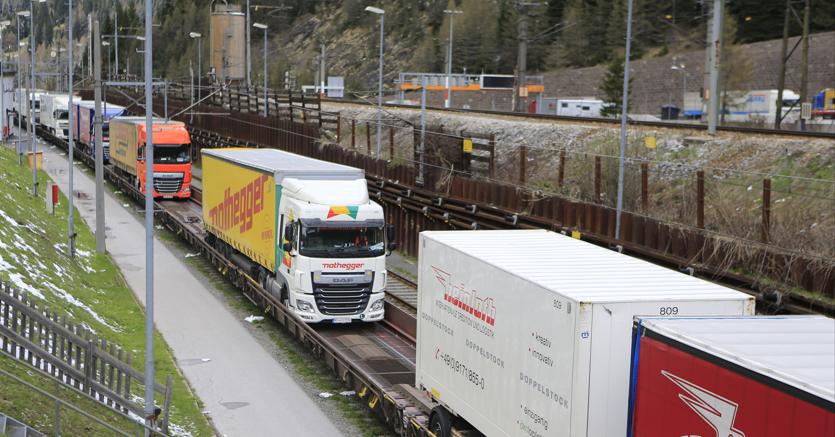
[
  {"xmin": 67, "ymin": 0, "xmax": 76, "ymax": 257},
  {"xmin": 799, "ymin": 0, "xmax": 810, "ymax": 131},
  {"xmin": 706, "ymin": 0, "xmax": 723, "ymax": 135},
  {"xmin": 142, "ymin": 0, "xmax": 156, "ymax": 431},
  {"xmin": 320, "ymin": 43, "xmax": 326, "ymax": 97},
  {"xmin": 443, "ymin": 9, "xmax": 462, "ymax": 109},
  {"xmin": 514, "ymin": 3, "xmax": 529, "ymax": 112},
  {"xmin": 114, "ymin": 13, "xmax": 118, "ymax": 78},
  {"xmin": 29, "ymin": 0, "xmax": 37, "ymax": 197},
  {"xmin": 246, "ymin": 0, "xmax": 251, "ymax": 89},
  {"xmin": 88, "ymin": 14, "xmax": 93, "ymax": 80},
  {"xmin": 93, "ymin": 18, "xmax": 105, "ymax": 253},
  {"xmin": 418, "ymin": 75, "xmax": 426, "ymax": 186},
  {"xmin": 774, "ymin": 0, "xmax": 791, "ymax": 129},
  {"xmin": 614, "ymin": 0, "xmax": 634, "ymax": 241}
]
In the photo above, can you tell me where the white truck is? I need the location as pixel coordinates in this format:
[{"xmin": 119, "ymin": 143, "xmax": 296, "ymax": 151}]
[
  {"xmin": 40, "ymin": 94, "xmax": 71, "ymax": 139},
  {"xmin": 201, "ymin": 148, "xmax": 395, "ymax": 323},
  {"xmin": 13, "ymin": 88, "xmax": 44, "ymax": 124},
  {"xmin": 415, "ymin": 230, "xmax": 754, "ymax": 437}
]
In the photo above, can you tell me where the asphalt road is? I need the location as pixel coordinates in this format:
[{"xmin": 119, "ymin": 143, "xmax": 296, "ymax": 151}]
[{"xmin": 40, "ymin": 143, "xmax": 343, "ymax": 437}]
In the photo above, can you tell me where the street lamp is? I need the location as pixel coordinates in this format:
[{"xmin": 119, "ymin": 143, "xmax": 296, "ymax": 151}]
[
  {"xmin": 189, "ymin": 32, "xmax": 202, "ymax": 105},
  {"xmin": 101, "ymin": 40, "xmax": 111, "ymax": 79},
  {"xmin": 0, "ymin": 20, "xmax": 10, "ymax": 140},
  {"xmin": 671, "ymin": 64, "xmax": 687, "ymax": 115},
  {"xmin": 29, "ymin": 0, "xmax": 47, "ymax": 197},
  {"xmin": 365, "ymin": 6, "xmax": 384, "ymax": 158},
  {"xmin": 15, "ymin": 10, "xmax": 29, "ymax": 162},
  {"xmin": 443, "ymin": 9, "xmax": 462, "ymax": 109},
  {"xmin": 253, "ymin": 23, "xmax": 267, "ymax": 117}
]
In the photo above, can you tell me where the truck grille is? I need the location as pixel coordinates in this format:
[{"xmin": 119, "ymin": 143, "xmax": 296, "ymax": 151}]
[
  {"xmin": 312, "ymin": 282, "xmax": 372, "ymax": 316},
  {"xmin": 103, "ymin": 144, "xmax": 110, "ymax": 162},
  {"xmin": 153, "ymin": 177, "xmax": 183, "ymax": 195}
]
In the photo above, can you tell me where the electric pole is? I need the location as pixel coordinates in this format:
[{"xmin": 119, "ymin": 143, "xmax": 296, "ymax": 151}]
[
  {"xmin": 774, "ymin": 0, "xmax": 810, "ymax": 130},
  {"xmin": 799, "ymin": 0, "xmax": 810, "ymax": 131},
  {"xmin": 443, "ymin": 9, "xmax": 462, "ymax": 109},
  {"xmin": 775, "ymin": 0, "xmax": 791, "ymax": 129},
  {"xmin": 93, "ymin": 18, "xmax": 105, "ymax": 253},
  {"xmin": 67, "ymin": 0, "xmax": 76, "ymax": 257},
  {"xmin": 706, "ymin": 0, "xmax": 723, "ymax": 135},
  {"xmin": 320, "ymin": 43, "xmax": 326, "ymax": 97},
  {"xmin": 514, "ymin": 3, "xmax": 529, "ymax": 112}
]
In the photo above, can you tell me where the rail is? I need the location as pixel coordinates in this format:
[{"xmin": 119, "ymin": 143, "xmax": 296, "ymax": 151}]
[
  {"xmin": 34, "ymin": 124, "xmax": 435, "ymax": 436},
  {"xmin": 323, "ymin": 96, "xmax": 835, "ymax": 139}
]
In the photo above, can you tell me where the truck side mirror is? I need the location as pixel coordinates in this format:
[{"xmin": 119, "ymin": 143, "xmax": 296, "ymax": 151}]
[
  {"xmin": 282, "ymin": 242, "xmax": 293, "ymax": 253},
  {"xmin": 284, "ymin": 222, "xmax": 295, "ymax": 242}
]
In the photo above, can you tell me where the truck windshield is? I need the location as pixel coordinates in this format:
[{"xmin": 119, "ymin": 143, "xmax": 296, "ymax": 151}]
[
  {"xmin": 154, "ymin": 144, "xmax": 191, "ymax": 164},
  {"xmin": 300, "ymin": 225, "xmax": 385, "ymax": 258},
  {"xmin": 57, "ymin": 110, "xmax": 68, "ymax": 120}
]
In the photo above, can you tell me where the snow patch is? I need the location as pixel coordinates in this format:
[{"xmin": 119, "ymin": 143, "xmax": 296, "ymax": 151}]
[
  {"xmin": 7, "ymin": 273, "xmax": 45, "ymax": 299},
  {"xmin": 244, "ymin": 315, "xmax": 264, "ymax": 323},
  {"xmin": 42, "ymin": 281, "xmax": 120, "ymax": 332}
]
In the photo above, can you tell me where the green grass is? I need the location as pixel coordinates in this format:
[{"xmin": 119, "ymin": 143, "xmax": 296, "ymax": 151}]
[
  {"xmin": 154, "ymin": 229, "xmax": 395, "ymax": 436},
  {"xmin": 0, "ymin": 145, "xmax": 212, "ymax": 436}
]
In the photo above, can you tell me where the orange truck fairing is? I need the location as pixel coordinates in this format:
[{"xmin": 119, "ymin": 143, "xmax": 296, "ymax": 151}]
[{"xmin": 109, "ymin": 117, "xmax": 192, "ymax": 199}]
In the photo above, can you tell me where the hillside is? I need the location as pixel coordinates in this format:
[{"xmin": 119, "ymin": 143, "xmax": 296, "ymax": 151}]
[
  {"xmin": 4, "ymin": 0, "xmax": 834, "ymax": 96},
  {"xmin": 0, "ymin": 145, "xmax": 213, "ymax": 436}
]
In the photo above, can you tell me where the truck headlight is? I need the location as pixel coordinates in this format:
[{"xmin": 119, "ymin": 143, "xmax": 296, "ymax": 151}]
[
  {"xmin": 296, "ymin": 300, "xmax": 315, "ymax": 313},
  {"xmin": 370, "ymin": 299, "xmax": 384, "ymax": 311}
]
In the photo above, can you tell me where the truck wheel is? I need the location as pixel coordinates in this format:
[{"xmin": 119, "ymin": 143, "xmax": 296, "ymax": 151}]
[
  {"xmin": 429, "ymin": 407, "xmax": 452, "ymax": 437},
  {"xmin": 280, "ymin": 286, "xmax": 289, "ymax": 308}
]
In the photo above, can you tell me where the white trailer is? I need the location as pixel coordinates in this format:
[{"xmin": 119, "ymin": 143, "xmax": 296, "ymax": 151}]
[
  {"xmin": 12, "ymin": 88, "xmax": 44, "ymax": 123},
  {"xmin": 40, "ymin": 94, "xmax": 71, "ymax": 139},
  {"xmin": 415, "ymin": 230, "xmax": 754, "ymax": 437}
]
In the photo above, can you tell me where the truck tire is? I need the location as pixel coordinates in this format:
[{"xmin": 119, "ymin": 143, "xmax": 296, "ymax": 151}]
[{"xmin": 429, "ymin": 406, "xmax": 452, "ymax": 437}]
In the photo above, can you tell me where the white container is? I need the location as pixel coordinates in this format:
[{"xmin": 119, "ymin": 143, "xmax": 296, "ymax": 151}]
[{"xmin": 415, "ymin": 230, "xmax": 755, "ymax": 437}]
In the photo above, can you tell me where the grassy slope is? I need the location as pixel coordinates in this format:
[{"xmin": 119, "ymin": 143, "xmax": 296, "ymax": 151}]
[{"xmin": 0, "ymin": 145, "xmax": 213, "ymax": 436}]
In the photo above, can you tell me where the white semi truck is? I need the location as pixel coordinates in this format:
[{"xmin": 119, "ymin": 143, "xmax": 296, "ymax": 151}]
[
  {"xmin": 416, "ymin": 230, "xmax": 754, "ymax": 437},
  {"xmin": 40, "ymin": 94, "xmax": 71, "ymax": 139},
  {"xmin": 201, "ymin": 148, "xmax": 395, "ymax": 323}
]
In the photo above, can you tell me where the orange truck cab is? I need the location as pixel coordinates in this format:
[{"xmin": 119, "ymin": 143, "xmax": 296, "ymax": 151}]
[{"xmin": 109, "ymin": 117, "xmax": 192, "ymax": 199}]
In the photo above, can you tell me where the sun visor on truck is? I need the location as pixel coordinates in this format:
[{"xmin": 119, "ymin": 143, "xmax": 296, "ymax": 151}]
[{"xmin": 299, "ymin": 218, "xmax": 384, "ymax": 229}]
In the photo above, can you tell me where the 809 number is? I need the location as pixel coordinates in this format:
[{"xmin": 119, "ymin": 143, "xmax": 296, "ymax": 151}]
[{"xmin": 659, "ymin": 306, "xmax": 679, "ymax": 316}]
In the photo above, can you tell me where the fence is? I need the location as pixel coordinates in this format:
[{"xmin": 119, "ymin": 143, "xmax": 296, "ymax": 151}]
[
  {"xmin": 0, "ymin": 281, "xmax": 172, "ymax": 431},
  {"xmin": 95, "ymin": 88, "xmax": 835, "ymax": 300}
]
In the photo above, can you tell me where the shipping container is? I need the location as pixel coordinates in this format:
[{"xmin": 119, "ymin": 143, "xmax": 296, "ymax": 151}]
[
  {"xmin": 109, "ymin": 117, "xmax": 192, "ymax": 199},
  {"xmin": 71, "ymin": 100, "xmax": 127, "ymax": 162},
  {"xmin": 416, "ymin": 230, "xmax": 755, "ymax": 437},
  {"xmin": 628, "ymin": 316, "xmax": 834, "ymax": 437},
  {"xmin": 201, "ymin": 148, "xmax": 394, "ymax": 324}
]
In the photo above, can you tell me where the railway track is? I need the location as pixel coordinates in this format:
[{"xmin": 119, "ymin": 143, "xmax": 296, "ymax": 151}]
[
  {"xmin": 27, "ymin": 111, "xmax": 830, "ymax": 436},
  {"xmin": 31, "ymin": 124, "xmax": 434, "ymax": 436},
  {"xmin": 323, "ymin": 97, "xmax": 835, "ymax": 139}
]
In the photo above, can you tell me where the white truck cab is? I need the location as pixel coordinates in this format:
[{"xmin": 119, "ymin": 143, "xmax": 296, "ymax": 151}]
[
  {"xmin": 278, "ymin": 177, "xmax": 389, "ymax": 323},
  {"xmin": 201, "ymin": 148, "xmax": 394, "ymax": 324}
]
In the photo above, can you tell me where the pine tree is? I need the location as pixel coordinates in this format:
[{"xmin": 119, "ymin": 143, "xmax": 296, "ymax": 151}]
[{"xmin": 599, "ymin": 56, "xmax": 632, "ymax": 117}]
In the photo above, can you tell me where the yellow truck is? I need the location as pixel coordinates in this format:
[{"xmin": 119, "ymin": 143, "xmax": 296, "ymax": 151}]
[{"xmin": 201, "ymin": 148, "xmax": 395, "ymax": 324}]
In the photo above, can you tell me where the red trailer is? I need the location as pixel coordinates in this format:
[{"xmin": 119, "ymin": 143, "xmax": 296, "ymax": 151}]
[{"xmin": 628, "ymin": 316, "xmax": 834, "ymax": 437}]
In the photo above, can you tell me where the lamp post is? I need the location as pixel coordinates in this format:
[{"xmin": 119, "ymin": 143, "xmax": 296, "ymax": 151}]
[
  {"xmin": 67, "ymin": 0, "xmax": 76, "ymax": 256},
  {"xmin": 671, "ymin": 64, "xmax": 687, "ymax": 115},
  {"xmin": 443, "ymin": 9, "xmax": 462, "ymax": 109},
  {"xmin": 101, "ymin": 40, "xmax": 111, "ymax": 79},
  {"xmin": 365, "ymin": 6, "xmax": 384, "ymax": 158},
  {"xmin": 252, "ymin": 23, "xmax": 267, "ymax": 117},
  {"xmin": 189, "ymin": 32, "xmax": 202, "ymax": 105},
  {"xmin": 0, "ymin": 21, "xmax": 10, "ymax": 140},
  {"xmin": 16, "ymin": 11, "xmax": 29, "ymax": 162},
  {"xmin": 30, "ymin": 0, "xmax": 47, "ymax": 197}
]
